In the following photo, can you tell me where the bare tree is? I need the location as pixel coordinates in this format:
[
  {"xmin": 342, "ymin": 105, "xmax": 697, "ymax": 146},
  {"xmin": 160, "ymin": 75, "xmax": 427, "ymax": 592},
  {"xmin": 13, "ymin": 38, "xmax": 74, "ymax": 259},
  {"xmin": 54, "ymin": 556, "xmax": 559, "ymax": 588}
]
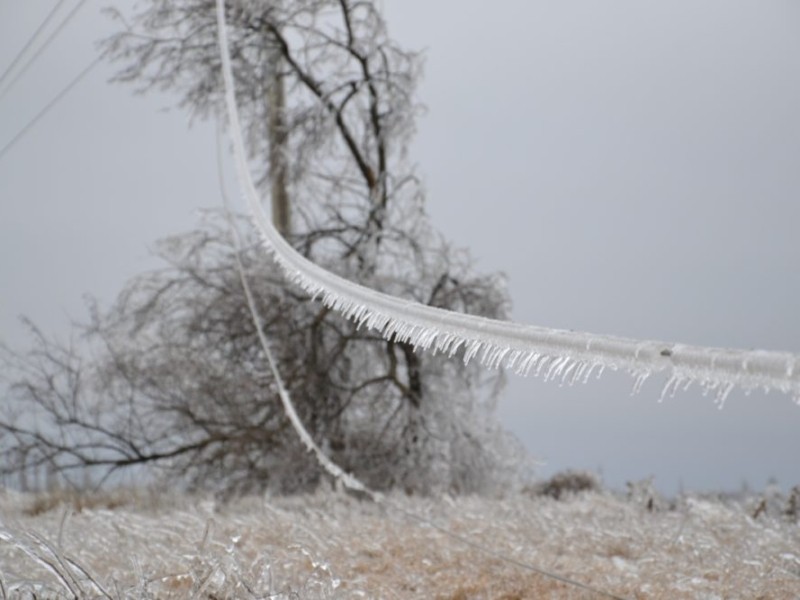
[
  {"xmin": 0, "ymin": 0, "xmax": 526, "ymax": 495},
  {"xmin": 104, "ymin": 0, "xmax": 417, "ymax": 261}
]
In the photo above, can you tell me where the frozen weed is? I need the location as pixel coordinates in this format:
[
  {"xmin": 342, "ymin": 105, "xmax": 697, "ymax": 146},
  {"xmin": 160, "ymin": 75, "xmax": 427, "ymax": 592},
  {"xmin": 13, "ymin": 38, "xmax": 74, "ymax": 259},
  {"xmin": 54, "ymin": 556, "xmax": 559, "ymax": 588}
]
[{"xmin": 0, "ymin": 488, "xmax": 798, "ymax": 598}]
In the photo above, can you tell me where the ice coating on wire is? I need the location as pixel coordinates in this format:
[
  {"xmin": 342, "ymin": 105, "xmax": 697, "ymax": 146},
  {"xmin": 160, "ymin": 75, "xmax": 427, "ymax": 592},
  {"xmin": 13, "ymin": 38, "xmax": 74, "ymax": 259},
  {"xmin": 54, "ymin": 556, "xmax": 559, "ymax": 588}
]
[
  {"xmin": 213, "ymin": 113, "xmax": 373, "ymax": 496},
  {"xmin": 215, "ymin": 1, "xmax": 800, "ymax": 406}
]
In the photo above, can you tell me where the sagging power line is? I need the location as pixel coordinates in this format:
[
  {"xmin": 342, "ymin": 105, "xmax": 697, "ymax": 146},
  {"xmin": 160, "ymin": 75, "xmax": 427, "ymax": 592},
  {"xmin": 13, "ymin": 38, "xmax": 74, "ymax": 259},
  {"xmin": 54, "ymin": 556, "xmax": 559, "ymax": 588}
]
[{"xmin": 215, "ymin": 3, "xmax": 629, "ymax": 598}]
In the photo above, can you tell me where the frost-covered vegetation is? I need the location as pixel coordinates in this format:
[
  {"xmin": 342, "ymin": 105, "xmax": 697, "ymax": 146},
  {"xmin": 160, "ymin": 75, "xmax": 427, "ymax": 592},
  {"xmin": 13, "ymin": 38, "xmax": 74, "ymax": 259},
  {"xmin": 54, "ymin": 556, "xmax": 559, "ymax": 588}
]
[
  {"xmin": 2, "ymin": 2, "xmax": 799, "ymax": 597},
  {"xmin": 0, "ymin": 483, "xmax": 798, "ymax": 599},
  {"xmin": 0, "ymin": 0, "xmax": 523, "ymax": 496}
]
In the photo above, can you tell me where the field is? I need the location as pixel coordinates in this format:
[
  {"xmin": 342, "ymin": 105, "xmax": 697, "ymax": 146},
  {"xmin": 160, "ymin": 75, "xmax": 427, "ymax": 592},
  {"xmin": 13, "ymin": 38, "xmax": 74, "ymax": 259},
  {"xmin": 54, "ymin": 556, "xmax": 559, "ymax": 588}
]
[{"xmin": 0, "ymin": 484, "xmax": 798, "ymax": 599}]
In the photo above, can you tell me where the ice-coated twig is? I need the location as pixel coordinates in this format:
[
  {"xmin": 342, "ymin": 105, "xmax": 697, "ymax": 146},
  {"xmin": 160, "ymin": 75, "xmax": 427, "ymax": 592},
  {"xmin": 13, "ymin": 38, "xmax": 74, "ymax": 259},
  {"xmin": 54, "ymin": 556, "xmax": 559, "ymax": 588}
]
[
  {"xmin": 0, "ymin": 529, "xmax": 79, "ymax": 597},
  {"xmin": 215, "ymin": 0, "xmax": 800, "ymax": 406}
]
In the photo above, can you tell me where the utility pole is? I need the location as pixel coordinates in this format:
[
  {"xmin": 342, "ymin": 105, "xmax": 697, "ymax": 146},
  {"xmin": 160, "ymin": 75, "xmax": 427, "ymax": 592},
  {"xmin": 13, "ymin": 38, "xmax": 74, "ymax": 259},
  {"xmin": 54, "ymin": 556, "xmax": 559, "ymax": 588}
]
[{"xmin": 267, "ymin": 38, "xmax": 290, "ymax": 236}]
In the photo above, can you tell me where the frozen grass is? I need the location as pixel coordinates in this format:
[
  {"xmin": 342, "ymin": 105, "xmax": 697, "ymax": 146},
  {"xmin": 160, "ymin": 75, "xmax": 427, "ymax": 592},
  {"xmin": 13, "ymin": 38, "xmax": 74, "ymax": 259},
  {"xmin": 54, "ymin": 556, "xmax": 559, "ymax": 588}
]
[{"xmin": 0, "ymin": 486, "xmax": 798, "ymax": 599}]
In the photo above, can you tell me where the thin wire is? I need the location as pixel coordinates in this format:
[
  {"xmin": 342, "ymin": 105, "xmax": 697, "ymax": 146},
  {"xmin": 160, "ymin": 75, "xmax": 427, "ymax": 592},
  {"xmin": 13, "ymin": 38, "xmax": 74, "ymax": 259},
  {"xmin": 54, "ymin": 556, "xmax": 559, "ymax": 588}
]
[
  {"xmin": 0, "ymin": 0, "xmax": 89, "ymax": 100},
  {"xmin": 0, "ymin": 56, "xmax": 100, "ymax": 163},
  {"xmin": 0, "ymin": 0, "xmax": 71, "ymax": 91}
]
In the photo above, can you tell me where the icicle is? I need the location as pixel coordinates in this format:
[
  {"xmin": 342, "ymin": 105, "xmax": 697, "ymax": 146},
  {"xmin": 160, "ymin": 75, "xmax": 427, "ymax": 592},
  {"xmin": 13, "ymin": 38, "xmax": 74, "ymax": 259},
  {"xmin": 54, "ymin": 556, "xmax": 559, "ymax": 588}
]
[
  {"xmin": 545, "ymin": 356, "xmax": 570, "ymax": 382},
  {"xmin": 496, "ymin": 347, "xmax": 512, "ymax": 369},
  {"xmin": 631, "ymin": 371, "xmax": 650, "ymax": 395},
  {"xmin": 396, "ymin": 323, "xmax": 412, "ymax": 344},
  {"xmin": 436, "ymin": 333, "xmax": 454, "ymax": 354},
  {"xmin": 421, "ymin": 328, "xmax": 441, "ymax": 350},
  {"xmin": 560, "ymin": 360, "xmax": 578, "ymax": 385},
  {"xmin": 505, "ymin": 349, "xmax": 523, "ymax": 371},
  {"xmin": 701, "ymin": 380, "xmax": 717, "ymax": 398},
  {"xmin": 542, "ymin": 357, "xmax": 558, "ymax": 381},
  {"xmin": 554, "ymin": 357, "xmax": 573, "ymax": 381},
  {"xmin": 570, "ymin": 362, "xmax": 588, "ymax": 385},
  {"xmin": 481, "ymin": 343, "xmax": 498, "ymax": 366},
  {"xmin": 448, "ymin": 338, "xmax": 465, "ymax": 358},
  {"xmin": 463, "ymin": 340, "xmax": 482, "ymax": 365},
  {"xmin": 480, "ymin": 343, "xmax": 495, "ymax": 365},
  {"xmin": 488, "ymin": 346, "xmax": 503, "ymax": 368},
  {"xmin": 517, "ymin": 352, "xmax": 541, "ymax": 376},
  {"xmin": 714, "ymin": 382, "xmax": 735, "ymax": 410},
  {"xmin": 659, "ymin": 374, "xmax": 680, "ymax": 402},
  {"xmin": 534, "ymin": 355, "xmax": 555, "ymax": 378},
  {"xmin": 352, "ymin": 305, "xmax": 368, "ymax": 325},
  {"xmin": 581, "ymin": 363, "xmax": 597, "ymax": 383}
]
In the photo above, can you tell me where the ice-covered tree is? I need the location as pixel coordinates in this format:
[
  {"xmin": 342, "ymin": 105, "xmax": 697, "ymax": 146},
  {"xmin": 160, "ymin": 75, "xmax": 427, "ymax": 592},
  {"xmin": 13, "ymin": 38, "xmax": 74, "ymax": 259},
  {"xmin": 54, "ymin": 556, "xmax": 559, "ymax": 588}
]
[{"xmin": 0, "ymin": 0, "xmax": 526, "ymax": 495}]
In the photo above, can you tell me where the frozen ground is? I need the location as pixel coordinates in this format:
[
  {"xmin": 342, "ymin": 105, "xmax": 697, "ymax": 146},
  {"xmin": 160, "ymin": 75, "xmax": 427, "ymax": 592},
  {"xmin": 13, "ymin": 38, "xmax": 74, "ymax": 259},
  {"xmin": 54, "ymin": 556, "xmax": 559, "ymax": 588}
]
[{"xmin": 0, "ymin": 486, "xmax": 798, "ymax": 599}]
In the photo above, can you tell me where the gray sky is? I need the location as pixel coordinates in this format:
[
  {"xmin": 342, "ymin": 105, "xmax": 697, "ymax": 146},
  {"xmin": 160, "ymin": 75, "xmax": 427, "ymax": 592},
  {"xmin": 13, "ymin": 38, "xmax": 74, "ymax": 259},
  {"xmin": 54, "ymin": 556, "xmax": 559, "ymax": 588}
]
[{"xmin": 1, "ymin": 1, "xmax": 799, "ymax": 494}]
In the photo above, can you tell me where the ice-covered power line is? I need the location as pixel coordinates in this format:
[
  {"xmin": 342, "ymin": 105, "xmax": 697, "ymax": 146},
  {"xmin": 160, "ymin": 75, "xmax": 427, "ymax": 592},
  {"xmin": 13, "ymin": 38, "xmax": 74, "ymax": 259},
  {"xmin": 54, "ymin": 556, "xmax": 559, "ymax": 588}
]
[
  {"xmin": 215, "ymin": 57, "xmax": 629, "ymax": 600},
  {"xmin": 215, "ymin": 125, "xmax": 373, "ymax": 498},
  {"xmin": 224, "ymin": 169, "xmax": 631, "ymax": 600},
  {"xmin": 215, "ymin": 0, "xmax": 800, "ymax": 411},
  {"xmin": 0, "ymin": 0, "xmax": 89, "ymax": 100}
]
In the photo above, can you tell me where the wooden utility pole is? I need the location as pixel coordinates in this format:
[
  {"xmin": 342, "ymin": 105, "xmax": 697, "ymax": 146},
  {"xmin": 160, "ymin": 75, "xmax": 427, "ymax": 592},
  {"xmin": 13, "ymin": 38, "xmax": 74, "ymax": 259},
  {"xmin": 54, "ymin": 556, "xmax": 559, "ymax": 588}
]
[{"xmin": 267, "ymin": 46, "xmax": 290, "ymax": 236}]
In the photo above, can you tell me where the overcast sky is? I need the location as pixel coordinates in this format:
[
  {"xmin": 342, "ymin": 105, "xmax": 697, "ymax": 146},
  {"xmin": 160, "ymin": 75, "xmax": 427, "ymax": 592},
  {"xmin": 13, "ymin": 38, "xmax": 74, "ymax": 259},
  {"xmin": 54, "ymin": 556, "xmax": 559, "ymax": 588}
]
[{"xmin": 1, "ymin": 1, "xmax": 799, "ymax": 495}]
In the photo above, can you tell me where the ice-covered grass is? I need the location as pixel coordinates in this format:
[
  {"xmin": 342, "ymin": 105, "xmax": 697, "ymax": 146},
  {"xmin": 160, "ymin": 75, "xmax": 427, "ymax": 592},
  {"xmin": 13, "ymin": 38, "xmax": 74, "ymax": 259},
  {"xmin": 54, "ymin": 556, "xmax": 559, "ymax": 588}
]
[{"xmin": 0, "ymin": 486, "xmax": 797, "ymax": 599}]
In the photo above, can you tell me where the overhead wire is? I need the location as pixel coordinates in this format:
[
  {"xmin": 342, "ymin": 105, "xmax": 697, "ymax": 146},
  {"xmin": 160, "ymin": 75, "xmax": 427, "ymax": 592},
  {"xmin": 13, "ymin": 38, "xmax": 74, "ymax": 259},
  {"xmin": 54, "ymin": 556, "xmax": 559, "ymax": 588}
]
[
  {"xmin": 0, "ymin": 0, "xmax": 97, "ymax": 163},
  {"xmin": 215, "ymin": 2, "xmax": 629, "ymax": 598},
  {"xmin": 0, "ymin": 56, "xmax": 100, "ymax": 163},
  {"xmin": 0, "ymin": 0, "xmax": 71, "ymax": 91},
  {"xmin": 0, "ymin": 0, "xmax": 90, "ymax": 100},
  {"xmin": 213, "ymin": 0, "xmax": 800, "ymax": 411},
  {"xmin": 216, "ymin": 134, "xmax": 629, "ymax": 600},
  {"xmin": 215, "ymin": 124, "xmax": 373, "ymax": 498}
]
